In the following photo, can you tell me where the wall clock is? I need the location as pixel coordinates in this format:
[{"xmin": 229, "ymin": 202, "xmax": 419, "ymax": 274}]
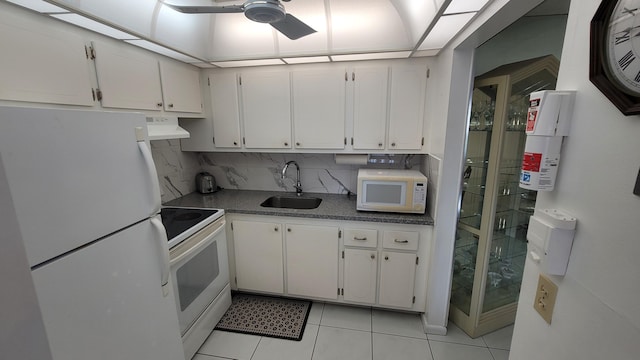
[{"xmin": 590, "ymin": 0, "xmax": 640, "ymax": 115}]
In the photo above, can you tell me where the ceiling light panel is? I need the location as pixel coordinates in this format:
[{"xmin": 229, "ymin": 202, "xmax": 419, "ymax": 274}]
[
  {"xmin": 154, "ymin": 5, "xmax": 211, "ymax": 60},
  {"xmin": 211, "ymin": 59, "xmax": 285, "ymax": 68},
  {"xmin": 51, "ymin": 13, "xmax": 138, "ymax": 40},
  {"xmin": 125, "ymin": 39, "xmax": 202, "ymax": 63},
  {"xmin": 331, "ymin": 51, "xmax": 411, "ymax": 61},
  {"xmin": 283, "ymin": 56, "xmax": 330, "ymax": 64},
  {"xmin": 330, "ymin": 0, "xmax": 412, "ymax": 53},
  {"xmin": 388, "ymin": 0, "xmax": 439, "ymax": 44},
  {"xmin": 444, "ymin": 0, "xmax": 491, "ymax": 14},
  {"xmin": 51, "ymin": 0, "xmax": 157, "ymax": 37},
  {"xmin": 209, "ymin": 13, "xmax": 277, "ymax": 60},
  {"xmin": 6, "ymin": 0, "xmax": 67, "ymax": 13},
  {"xmin": 418, "ymin": 12, "xmax": 475, "ymax": 50}
]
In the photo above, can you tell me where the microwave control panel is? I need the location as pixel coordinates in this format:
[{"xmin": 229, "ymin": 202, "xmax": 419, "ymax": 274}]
[{"xmin": 413, "ymin": 182, "xmax": 427, "ymax": 209}]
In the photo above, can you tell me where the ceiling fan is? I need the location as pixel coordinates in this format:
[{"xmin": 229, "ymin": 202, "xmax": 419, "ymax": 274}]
[{"xmin": 164, "ymin": 0, "xmax": 316, "ymax": 40}]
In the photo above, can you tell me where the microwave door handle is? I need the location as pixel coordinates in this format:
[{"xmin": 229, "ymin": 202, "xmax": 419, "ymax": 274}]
[
  {"xmin": 150, "ymin": 216, "xmax": 171, "ymax": 297},
  {"xmin": 170, "ymin": 219, "xmax": 226, "ymax": 266}
]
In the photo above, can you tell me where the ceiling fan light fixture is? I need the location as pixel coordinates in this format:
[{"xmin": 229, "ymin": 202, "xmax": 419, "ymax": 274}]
[{"xmin": 244, "ymin": 0, "xmax": 286, "ymax": 23}]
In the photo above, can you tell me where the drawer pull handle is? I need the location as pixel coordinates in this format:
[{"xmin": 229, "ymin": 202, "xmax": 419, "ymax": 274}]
[
  {"xmin": 354, "ymin": 236, "xmax": 367, "ymax": 241},
  {"xmin": 394, "ymin": 239, "xmax": 409, "ymax": 243}
]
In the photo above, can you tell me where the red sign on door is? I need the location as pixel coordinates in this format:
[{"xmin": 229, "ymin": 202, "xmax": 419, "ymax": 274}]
[
  {"xmin": 526, "ymin": 109, "xmax": 538, "ymax": 132},
  {"xmin": 521, "ymin": 152, "xmax": 542, "ymax": 172}
]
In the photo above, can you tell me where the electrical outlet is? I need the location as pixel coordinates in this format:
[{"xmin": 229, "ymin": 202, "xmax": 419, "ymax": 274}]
[{"xmin": 533, "ymin": 274, "xmax": 558, "ymax": 324}]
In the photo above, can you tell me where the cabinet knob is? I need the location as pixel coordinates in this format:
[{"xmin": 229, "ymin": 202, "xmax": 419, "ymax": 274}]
[
  {"xmin": 391, "ymin": 142, "xmax": 396, "ymax": 147},
  {"xmin": 384, "ymin": 255, "xmax": 389, "ymax": 260},
  {"xmin": 287, "ymin": 228, "xmax": 291, "ymax": 232},
  {"xmin": 284, "ymin": 142, "xmax": 289, "ymax": 147},
  {"xmin": 233, "ymin": 141, "xmax": 238, "ymax": 146},
  {"xmin": 296, "ymin": 142, "xmax": 300, "ymax": 146},
  {"xmin": 378, "ymin": 143, "xmax": 383, "ymax": 147},
  {"xmin": 274, "ymin": 227, "xmax": 279, "ymax": 232},
  {"xmin": 371, "ymin": 254, "xmax": 375, "ymax": 260},
  {"xmin": 168, "ymin": 103, "xmax": 174, "ymax": 108},
  {"xmin": 157, "ymin": 103, "xmax": 163, "ymax": 107}
]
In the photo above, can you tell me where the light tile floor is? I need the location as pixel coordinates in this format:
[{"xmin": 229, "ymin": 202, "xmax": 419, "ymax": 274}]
[{"xmin": 194, "ymin": 302, "xmax": 513, "ymax": 360}]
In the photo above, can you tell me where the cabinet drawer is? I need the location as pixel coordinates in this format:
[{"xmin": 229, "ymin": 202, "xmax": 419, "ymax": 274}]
[
  {"xmin": 344, "ymin": 229, "xmax": 378, "ymax": 248},
  {"xmin": 382, "ymin": 230, "xmax": 419, "ymax": 251}
]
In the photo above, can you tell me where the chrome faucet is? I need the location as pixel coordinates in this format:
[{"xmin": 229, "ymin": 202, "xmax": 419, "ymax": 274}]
[{"xmin": 282, "ymin": 160, "xmax": 302, "ymax": 196}]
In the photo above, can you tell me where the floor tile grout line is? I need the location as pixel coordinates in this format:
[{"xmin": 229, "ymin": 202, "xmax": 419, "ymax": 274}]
[
  {"xmin": 428, "ymin": 338, "xmax": 496, "ymax": 349},
  {"xmin": 309, "ymin": 303, "xmax": 325, "ymax": 360}
]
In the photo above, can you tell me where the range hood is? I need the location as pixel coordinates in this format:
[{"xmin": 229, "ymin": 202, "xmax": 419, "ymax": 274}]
[{"xmin": 146, "ymin": 116, "xmax": 190, "ymax": 140}]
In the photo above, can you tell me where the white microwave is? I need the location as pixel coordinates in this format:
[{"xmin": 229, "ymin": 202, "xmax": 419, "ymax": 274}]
[{"xmin": 356, "ymin": 169, "xmax": 428, "ymax": 214}]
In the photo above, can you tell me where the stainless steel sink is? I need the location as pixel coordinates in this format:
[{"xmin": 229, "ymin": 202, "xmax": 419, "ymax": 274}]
[{"xmin": 260, "ymin": 196, "xmax": 322, "ymax": 209}]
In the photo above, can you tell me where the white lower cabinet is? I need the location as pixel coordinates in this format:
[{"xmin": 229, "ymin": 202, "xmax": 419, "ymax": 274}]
[
  {"xmin": 285, "ymin": 224, "xmax": 339, "ymax": 300},
  {"xmin": 378, "ymin": 251, "xmax": 417, "ymax": 308},
  {"xmin": 343, "ymin": 249, "xmax": 377, "ymax": 304},
  {"xmin": 342, "ymin": 228, "xmax": 419, "ymax": 309},
  {"xmin": 232, "ymin": 220, "xmax": 283, "ymax": 294},
  {"xmin": 229, "ymin": 214, "xmax": 430, "ymax": 312}
]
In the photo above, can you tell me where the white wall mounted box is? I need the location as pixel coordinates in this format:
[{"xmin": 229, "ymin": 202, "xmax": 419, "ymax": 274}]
[
  {"xmin": 526, "ymin": 208, "xmax": 577, "ymax": 276},
  {"xmin": 520, "ymin": 90, "xmax": 576, "ymax": 191}
]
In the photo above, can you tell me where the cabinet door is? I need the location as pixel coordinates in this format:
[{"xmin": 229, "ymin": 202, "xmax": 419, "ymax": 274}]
[
  {"xmin": 232, "ymin": 220, "xmax": 284, "ymax": 294},
  {"xmin": 378, "ymin": 251, "xmax": 417, "ymax": 308},
  {"xmin": 352, "ymin": 67, "xmax": 389, "ymax": 150},
  {"xmin": 210, "ymin": 72, "xmax": 242, "ymax": 148},
  {"xmin": 159, "ymin": 61, "xmax": 202, "ymax": 113},
  {"xmin": 0, "ymin": 9, "xmax": 93, "ymax": 106},
  {"xmin": 93, "ymin": 41, "xmax": 164, "ymax": 111},
  {"xmin": 292, "ymin": 69, "xmax": 346, "ymax": 149},
  {"xmin": 240, "ymin": 71, "xmax": 292, "ymax": 149},
  {"xmin": 285, "ymin": 224, "xmax": 339, "ymax": 299},
  {"xmin": 388, "ymin": 64, "xmax": 427, "ymax": 150},
  {"xmin": 343, "ymin": 249, "xmax": 377, "ymax": 304}
]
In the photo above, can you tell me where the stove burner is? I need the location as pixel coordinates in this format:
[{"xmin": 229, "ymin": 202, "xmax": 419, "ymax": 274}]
[{"xmin": 160, "ymin": 207, "xmax": 219, "ymax": 242}]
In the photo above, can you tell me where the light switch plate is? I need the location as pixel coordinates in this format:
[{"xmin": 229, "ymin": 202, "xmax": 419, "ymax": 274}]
[{"xmin": 533, "ymin": 274, "xmax": 558, "ymax": 324}]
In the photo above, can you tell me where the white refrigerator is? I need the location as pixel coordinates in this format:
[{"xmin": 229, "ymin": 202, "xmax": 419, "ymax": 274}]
[{"xmin": 0, "ymin": 106, "xmax": 185, "ymax": 360}]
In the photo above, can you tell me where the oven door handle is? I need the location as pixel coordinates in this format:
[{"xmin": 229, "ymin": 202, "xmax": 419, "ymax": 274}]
[
  {"xmin": 170, "ymin": 219, "xmax": 226, "ymax": 267},
  {"xmin": 150, "ymin": 215, "xmax": 171, "ymax": 297}
]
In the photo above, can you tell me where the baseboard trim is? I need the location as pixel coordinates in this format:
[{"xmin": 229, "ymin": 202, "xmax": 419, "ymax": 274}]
[{"xmin": 421, "ymin": 313, "xmax": 447, "ymax": 335}]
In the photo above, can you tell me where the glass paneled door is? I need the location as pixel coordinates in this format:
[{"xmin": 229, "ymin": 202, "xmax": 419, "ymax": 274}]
[{"xmin": 450, "ymin": 56, "xmax": 559, "ymax": 338}]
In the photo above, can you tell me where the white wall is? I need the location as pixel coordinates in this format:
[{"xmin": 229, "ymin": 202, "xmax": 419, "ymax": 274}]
[{"xmin": 510, "ymin": 0, "xmax": 640, "ymax": 358}]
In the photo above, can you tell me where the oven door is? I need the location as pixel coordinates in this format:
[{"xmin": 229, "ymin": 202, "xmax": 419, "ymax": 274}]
[{"xmin": 169, "ymin": 216, "xmax": 229, "ymax": 335}]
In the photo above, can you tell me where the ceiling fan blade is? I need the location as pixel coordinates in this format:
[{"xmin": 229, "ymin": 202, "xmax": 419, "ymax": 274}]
[
  {"xmin": 271, "ymin": 13, "xmax": 316, "ymax": 40},
  {"xmin": 164, "ymin": 4, "xmax": 244, "ymax": 14}
]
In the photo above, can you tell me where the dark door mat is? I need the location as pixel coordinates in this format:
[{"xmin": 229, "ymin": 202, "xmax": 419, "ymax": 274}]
[{"xmin": 215, "ymin": 293, "xmax": 312, "ymax": 341}]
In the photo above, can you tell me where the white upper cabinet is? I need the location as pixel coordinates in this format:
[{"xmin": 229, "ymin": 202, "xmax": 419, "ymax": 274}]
[
  {"xmin": 292, "ymin": 69, "xmax": 346, "ymax": 150},
  {"xmin": 351, "ymin": 66, "xmax": 389, "ymax": 150},
  {"xmin": 0, "ymin": 8, "xmax": 93, "ymax": 106},
  {"xmin": 388, "ymin": 63, "xmax": 427, "ymax": 150},
  {"xmin": 210, "ymin": 73, "xmax": 242, "ymax": 148},
  {"xmin": 93, "ymin": 41, "xmax": 164, "ymax": 111},
  {"xmin": 159, "ymin": 61, "xmax": 202, "ymax": 113},
  {"xmin": 240, "ymin": 71, "xmax": 292, "ymax": 149}
]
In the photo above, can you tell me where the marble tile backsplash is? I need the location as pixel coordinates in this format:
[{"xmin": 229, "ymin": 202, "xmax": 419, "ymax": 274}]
[
  {"xmin": 197, "ymin": 152, "xmax": 423, "ymax": 196},
  {"xmin": 150, "ymin": 141, "xmax": 426, "ymax": 204}
]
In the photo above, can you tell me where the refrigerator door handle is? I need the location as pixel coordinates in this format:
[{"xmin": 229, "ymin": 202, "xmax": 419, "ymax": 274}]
[
  {"xmin": 150, "ymin": 216, "xmax": 171, "ymax": 297},
  {"xmin": 136, "ymin": 127, "xmax": 161, "ymax": 215}
]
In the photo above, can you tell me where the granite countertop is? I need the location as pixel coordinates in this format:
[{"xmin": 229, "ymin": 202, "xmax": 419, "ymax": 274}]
[{"xmin": 164, "ymin": 189, "xmax": 434, "ymax": 226}]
